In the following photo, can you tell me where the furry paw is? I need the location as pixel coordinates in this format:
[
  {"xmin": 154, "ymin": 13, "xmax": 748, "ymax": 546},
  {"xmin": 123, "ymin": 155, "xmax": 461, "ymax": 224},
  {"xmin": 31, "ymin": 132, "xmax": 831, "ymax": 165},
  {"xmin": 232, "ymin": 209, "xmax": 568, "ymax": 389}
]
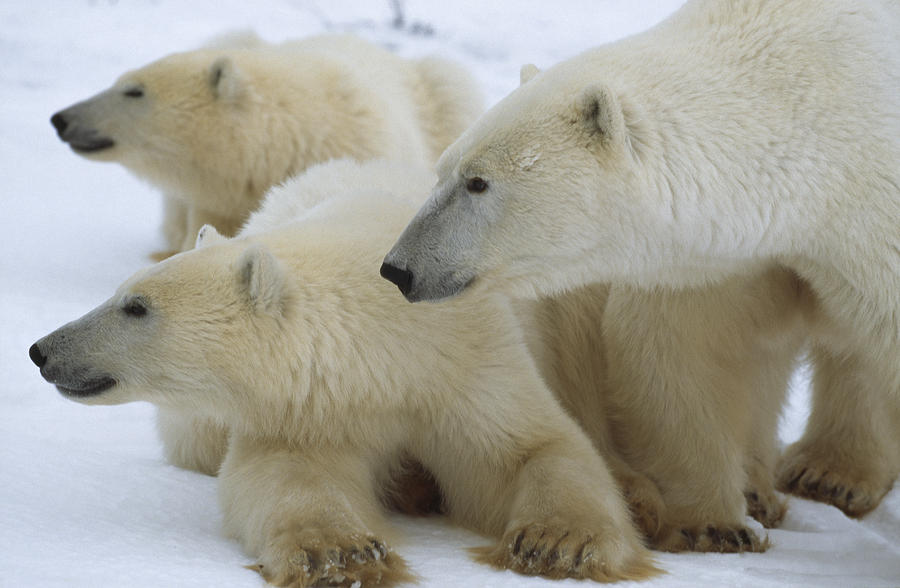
[
  {"xmin": 776, "ymin": 442, "xmax": 893, "ymax": 517},
  {"xmin": 619, "ymin": 472, "xmax": 666, "ymax": 539},
  {"xmin": 252, "ymin": 529, "xmax": 414, "ymax": 587},
  {"xmin": 744, "ymin": 487, "xmax": 786, "ymax": 528},
  {"xmin": 655, "ymin": 524, "xmax": 768, "ymax": 553},
  {"xmin": 470, "ymin": 523, "xmax": 660, "ymax": 582}
]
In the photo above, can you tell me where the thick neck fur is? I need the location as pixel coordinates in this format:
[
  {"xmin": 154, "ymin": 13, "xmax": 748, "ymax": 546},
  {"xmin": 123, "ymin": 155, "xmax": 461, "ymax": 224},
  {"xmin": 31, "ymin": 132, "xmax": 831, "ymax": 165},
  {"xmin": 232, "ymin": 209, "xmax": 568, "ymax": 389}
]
[
  {"xmin": 221, "ymin": 266, "xmax": 414, "ymax": 450},
  {"xmin": 575, "ymin": 0, "xmax": 900, "ymax": 308}
]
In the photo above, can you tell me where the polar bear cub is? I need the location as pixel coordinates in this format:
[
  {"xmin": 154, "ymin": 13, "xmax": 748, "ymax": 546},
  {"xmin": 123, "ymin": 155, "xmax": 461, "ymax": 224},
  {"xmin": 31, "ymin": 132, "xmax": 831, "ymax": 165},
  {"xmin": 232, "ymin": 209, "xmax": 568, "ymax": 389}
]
[
  {"xmin": 31, "ymin": 160, "xmax": 656, "ymax": 586},
  {"xmin": 51, "ymin": 33, "xmax": 482, "ymax": 256}
]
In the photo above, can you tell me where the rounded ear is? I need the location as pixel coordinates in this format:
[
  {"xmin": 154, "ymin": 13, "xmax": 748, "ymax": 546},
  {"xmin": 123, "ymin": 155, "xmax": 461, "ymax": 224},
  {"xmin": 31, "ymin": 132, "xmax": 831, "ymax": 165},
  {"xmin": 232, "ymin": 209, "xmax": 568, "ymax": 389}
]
[
  {"xmin": 519, "ymin": 63, "xmax": 540, "ymax": 86},
  {"xmin": 576, "ymin": 84, "xmax": 626, "ymax": 145},
  {"xmin": 236, "ymin": 244, "xmax": 286, "ymax": 314},
  {"xmin": 209, "ymin": 57, "xmax": 244, "ymax": 100},
  {"xmin": 195, "ymin": 224, "xmax": 227, "ymax": 249}
]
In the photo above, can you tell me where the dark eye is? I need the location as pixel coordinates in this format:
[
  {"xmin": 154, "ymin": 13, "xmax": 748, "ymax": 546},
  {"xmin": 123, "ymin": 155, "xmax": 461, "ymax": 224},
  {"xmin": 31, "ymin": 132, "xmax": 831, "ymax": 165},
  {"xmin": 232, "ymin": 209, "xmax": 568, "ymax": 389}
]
[
  {"xmin": 466, "ymin": 177, "xmax": 488, "ymax": 193},
  {"xmin": 123, "ymin": 87, "xmax": 144, "ymax": 98},
  {"xmin": 122, "ymin": 298, "xmax": 148, "ymax": 317}
]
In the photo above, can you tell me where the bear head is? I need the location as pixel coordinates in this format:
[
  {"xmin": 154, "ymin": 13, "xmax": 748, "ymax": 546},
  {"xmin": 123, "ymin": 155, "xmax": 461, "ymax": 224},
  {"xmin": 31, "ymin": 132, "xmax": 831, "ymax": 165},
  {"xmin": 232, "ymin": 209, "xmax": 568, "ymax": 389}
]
[
  {"xmin": 49, "ymin": 49, "xmax": 272, "ymax": 209},
  {"xmin": 382, "ymin": 62, "xmax": 661, "ymax": 302},
  {"xmin": 29, "ymin": 228, "xmax": 290, "ymax": 416}
]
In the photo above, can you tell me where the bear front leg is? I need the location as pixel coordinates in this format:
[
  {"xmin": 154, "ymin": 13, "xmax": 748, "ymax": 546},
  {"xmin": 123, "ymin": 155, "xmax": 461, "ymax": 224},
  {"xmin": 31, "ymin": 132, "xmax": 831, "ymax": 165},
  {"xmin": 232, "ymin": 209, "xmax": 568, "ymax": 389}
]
[
  {"xmin": 470, "ymin": 435, "xmax": 659, "ymax": 582},
  {"xmin": 219, "ymin": 436, "xmax": 414, "ymax": 587},
  {"xmin": 603, "ymin": 284, "xmax": 774, "ymax": 553},
  {"xmin": 777, "ymin": 346, "xmax": 899, "ymax": 517},
  {"xmin": 156, "ymin": 407, "xmax": 229, "ymax": 476},
  {"xmin": 152, "ymin": 194, "xmax": 189, "ymax": 261}
]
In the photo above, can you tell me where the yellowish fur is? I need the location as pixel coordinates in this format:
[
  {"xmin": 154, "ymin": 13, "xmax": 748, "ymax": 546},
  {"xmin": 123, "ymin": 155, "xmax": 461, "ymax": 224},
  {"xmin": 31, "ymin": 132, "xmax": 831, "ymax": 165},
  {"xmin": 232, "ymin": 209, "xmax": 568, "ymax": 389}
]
[
  {"xmin": 383, "ymin": 0, "xmax": 900, "ymax": 523},
  {"xmin": 52, "ymin": 33, "xmax": 483, "ymax": 255},
  {"xmin": 33, "ymin": 161, "xmax": 657, "ymax": 586}
]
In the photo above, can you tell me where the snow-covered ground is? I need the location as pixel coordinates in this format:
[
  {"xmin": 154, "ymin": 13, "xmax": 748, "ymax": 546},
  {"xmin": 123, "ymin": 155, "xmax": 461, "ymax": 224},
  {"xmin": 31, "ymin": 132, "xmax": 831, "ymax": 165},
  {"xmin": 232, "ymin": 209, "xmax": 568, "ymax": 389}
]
[{"xmin": 1, "ymin": 1, "xmax": 898, "ymax": 586}]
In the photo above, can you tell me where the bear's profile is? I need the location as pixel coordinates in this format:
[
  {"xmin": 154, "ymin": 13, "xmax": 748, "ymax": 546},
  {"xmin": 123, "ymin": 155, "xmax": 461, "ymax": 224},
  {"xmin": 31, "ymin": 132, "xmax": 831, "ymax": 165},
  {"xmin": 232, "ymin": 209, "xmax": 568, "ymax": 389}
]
[
  {"xmin": 383, "ymin": 0, "xmax": 899, "ymax": 544},
  {"xmin": 31, "ymin": 160, "xmax": 656, "ymax": 586},
  {"xmin": 51, "ymin": 33, "xmax": 482, "ymax": 257}
]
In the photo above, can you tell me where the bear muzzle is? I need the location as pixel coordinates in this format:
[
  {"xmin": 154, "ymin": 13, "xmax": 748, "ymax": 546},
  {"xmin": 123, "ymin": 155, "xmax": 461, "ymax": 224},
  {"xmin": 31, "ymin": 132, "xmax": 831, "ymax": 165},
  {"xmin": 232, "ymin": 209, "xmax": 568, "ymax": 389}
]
[
  {"xmin": 29, "ymin": 341, "xmax": 117, "ymax": 398},
  {"xmin": 380, "ymin": 259, "xmax": 475, "ymax": 303},
  {"xmin": 379, "ymin": 262, "xmax": 414, "ymax": 297},
  {"xmin": 50, "ymin": 110, "xmax": 115, "ymax": 153}
]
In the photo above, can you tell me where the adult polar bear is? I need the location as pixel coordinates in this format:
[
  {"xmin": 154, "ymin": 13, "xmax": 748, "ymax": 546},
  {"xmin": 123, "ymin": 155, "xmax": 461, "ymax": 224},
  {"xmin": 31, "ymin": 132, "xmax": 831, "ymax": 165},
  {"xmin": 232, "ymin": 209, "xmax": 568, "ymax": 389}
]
[
  {"xmin": 30, "ymin": 160, "xmax": 656, "ymax": 586},
  {"xmin": 384, "ymin": 0, "xmax": 899, "ymax": 542},
  {"xmin": 51, "ymin": 33, "xmax": 481, "ymax": 256}
]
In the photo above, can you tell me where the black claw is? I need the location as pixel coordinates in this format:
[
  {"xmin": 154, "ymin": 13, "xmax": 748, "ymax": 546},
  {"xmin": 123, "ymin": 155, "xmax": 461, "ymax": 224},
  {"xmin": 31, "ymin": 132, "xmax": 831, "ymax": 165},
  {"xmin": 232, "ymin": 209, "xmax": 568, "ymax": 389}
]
[
  {"xmin": 680, "ymin": 528, "xmax": 696, "ymax": 548},
  {"xmin": 513, "ymin": 530, "xmax": 527, "ymax": 555},
  {"xmin": 528, "ymin": 530, "xmax": 548, "ymax": 561},
  {"xmin": 738, "ymin": 529, "xmax": 752, "ymax": 548},
  {"xmin": 303, "ymin": 553, "xmax": 319, "ymax": 574},
  {"xmin": 787, "ymin": 468, "xmax": 808, "ymax": 490},
  {"xmin": 327, "ymin": 549, "xmax": 345, "ymax": 568},
  {"xmin": 547, "ymin": 550, "xmax": 561, "ymax": 567},
  {"xmin": 572, "ymin": 541, "xmax": 589, "ymax": 569},
  {"xmin": 724, "ymin": 530, "xmax": 740, "ymax": 550}
]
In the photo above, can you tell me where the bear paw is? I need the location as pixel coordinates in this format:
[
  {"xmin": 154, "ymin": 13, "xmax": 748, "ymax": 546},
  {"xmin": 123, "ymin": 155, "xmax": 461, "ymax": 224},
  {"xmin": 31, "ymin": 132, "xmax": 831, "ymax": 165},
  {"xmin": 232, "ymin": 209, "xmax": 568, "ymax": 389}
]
[
  {"xmin": 251, "ymin": 530, "xmax": 414, "ymax": 588},
  {"xmin": 654, "ymin": 524, "xmax": 768, "ymax": 553},
  {"xmin": 744, "ymin": 487, "xmax": 786, "ymax": 529},
  {"xmin": 776, "ymin": 442, "xmax": 893, "ymax": 518},
  {"xmin": 470, "ymin": 523, "xmax": 660, "ymax": 582},
  {"xmin": 619, "ymin": 472, "xmax": 667, "ymax": 539}
]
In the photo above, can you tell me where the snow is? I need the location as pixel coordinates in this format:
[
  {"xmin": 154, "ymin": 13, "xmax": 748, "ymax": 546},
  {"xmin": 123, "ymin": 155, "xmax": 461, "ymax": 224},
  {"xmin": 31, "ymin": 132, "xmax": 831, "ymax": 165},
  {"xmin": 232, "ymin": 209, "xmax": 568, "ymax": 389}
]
[{"xmin": 1, "ymin": 1, "xmax": 898, "ymax": 587}]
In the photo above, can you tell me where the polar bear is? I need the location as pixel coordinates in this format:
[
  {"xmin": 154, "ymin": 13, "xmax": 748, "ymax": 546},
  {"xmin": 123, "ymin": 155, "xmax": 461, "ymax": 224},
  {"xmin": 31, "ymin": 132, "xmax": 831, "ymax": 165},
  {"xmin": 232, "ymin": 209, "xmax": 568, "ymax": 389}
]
[
  {"xmin": 50, "ymin": 33, "xmax": 482, "ymax": 257},
  {"xmin": 383, "ymin": 0, "xmax": 899, "ymax": 542},
  {"xmin": 30, "ymin": 160, "xmax": 656, "ymax": 586}
]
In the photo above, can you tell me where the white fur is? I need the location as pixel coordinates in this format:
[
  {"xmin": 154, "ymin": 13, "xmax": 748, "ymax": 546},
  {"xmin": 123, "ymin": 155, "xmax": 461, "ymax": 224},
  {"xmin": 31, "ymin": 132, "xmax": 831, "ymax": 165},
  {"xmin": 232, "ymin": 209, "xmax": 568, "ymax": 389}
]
[
  {"xmin": 53, "ymin": 33, "xmax": 483, "ymax": 255},
  {"xmin": 34, "ymin": 160, "xmax": 657, "ymax": 586},
  {"xmin": 385, "ymin": 0, "xmax": 900, "ymax": 527}
]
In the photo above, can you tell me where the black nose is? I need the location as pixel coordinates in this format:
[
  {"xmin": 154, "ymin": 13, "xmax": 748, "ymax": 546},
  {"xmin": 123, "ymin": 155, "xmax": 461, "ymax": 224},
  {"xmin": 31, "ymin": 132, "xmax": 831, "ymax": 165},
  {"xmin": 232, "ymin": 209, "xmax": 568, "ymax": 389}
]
[
  {"xmin": 29, "ymin": 343, "xmax": 47, "ymax": 368},
  {"xmin": 380, "ymin": 262, "xmax": 413, "ymax": 296},
  {"xmin": 50, "ymin": 112, "xmax": 68, "ymax": 137}
]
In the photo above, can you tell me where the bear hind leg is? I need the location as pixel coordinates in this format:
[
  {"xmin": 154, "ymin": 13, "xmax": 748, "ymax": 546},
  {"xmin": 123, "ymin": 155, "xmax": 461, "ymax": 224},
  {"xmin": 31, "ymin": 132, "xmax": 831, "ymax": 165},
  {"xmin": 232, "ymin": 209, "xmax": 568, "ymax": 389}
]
[{"xmin": 776, "ymin": 346, "xmax": 899, "ymax": 517}]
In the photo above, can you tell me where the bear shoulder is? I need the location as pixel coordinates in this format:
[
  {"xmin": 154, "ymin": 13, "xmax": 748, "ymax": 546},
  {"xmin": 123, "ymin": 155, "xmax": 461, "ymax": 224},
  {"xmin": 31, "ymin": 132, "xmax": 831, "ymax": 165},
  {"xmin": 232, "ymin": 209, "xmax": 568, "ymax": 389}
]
[{"xmin": 241, "ymin": 159, "xmax": 435, "ymax": 237}]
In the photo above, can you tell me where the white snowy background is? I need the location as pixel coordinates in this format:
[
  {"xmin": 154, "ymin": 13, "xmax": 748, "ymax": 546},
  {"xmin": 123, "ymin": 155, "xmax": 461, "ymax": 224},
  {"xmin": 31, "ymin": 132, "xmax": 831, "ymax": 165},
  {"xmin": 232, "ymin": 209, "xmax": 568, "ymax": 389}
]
[{"xmin": 1, "ymin": 1, "xmax": 898, "ymax": 587}]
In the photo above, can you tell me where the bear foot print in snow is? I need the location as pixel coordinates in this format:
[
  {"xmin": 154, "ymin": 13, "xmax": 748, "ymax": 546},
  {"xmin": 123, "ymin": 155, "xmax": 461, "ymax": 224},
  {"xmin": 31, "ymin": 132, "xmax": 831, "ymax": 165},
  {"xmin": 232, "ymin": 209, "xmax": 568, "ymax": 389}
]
[
  {"xmin": 471, "ymin": 523, "xmax": 660, "ymax": 582},
  {"xmin": 655, "ymin": 524, "xmax": 768, "ymax": 554},
  {"xmin": 744, "ymin": 488, "xmax": 786, "ymax": 529},
  {"xmin": 252, "ymin": 530, "xmax": 414, "ymax": 588},
  {"xmin": 776, "ymin": 444, "xmax": 893, "ymax": 518}
]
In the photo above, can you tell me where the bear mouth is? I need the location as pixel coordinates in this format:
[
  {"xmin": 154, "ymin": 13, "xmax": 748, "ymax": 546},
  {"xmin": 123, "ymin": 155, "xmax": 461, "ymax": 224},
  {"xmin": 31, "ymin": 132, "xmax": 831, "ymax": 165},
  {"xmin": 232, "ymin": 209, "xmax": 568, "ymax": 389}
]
[
  {"xmin": 55, "ymin": 376, "xmax": 117, "ymax": 398},
  {"xmin": 69, "ymin": 137, "xmax": 115, "ymax": 153}
]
